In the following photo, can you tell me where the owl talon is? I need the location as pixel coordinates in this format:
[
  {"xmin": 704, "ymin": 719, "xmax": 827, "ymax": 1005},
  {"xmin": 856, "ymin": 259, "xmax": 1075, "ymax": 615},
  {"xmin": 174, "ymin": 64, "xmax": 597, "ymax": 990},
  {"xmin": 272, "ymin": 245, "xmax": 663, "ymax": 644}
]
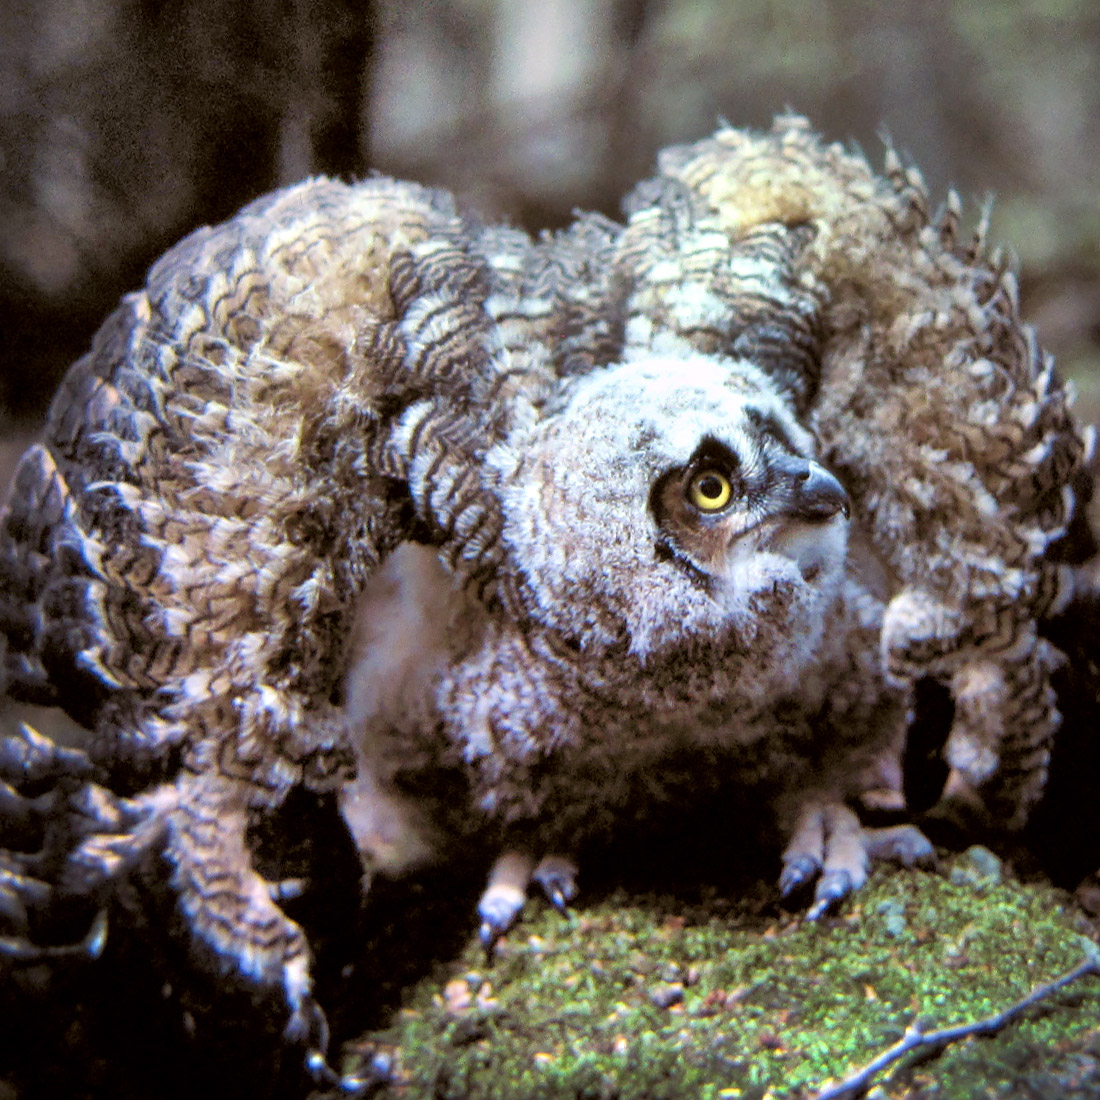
[
  {"xmin": 325, "ymin": 1050, "xmax": 393, "ymax": 1097},
  {"xmin": 298, "ymin": 996, "xmax": 366, "ymax": 1094},
  {"xmin": 81, "ymin": 907, "xmax": 109, "ymax": 958},
  {"xmin": 301, "ymin": 999, "xmax": 387, "ymax": 1093},
  {"xmin": 477, "ymin": 849, "xmax": 534, "ymax": 949},
  {"xmin": 782, "ymin": 801, "xmax": 934, "ymax": 918},
  {"xmin": 778, "ymin": 855, "xmax": 821, "ymax": 898},
  {"xmin": 477, "ymin": 850, "xmax": 577, "ymax": 949},
  {"xmin": 478, "ymin": 920, "xmax": 502, "ymax": 960},
  {"xmin": 805, "ymin": 869, "xmax": 856, "ymax": 921},
  {"xmin": 532, "ymin": 855, "xmax": 578, "ymax": 913},
  {"xmin": 477, "ymin": 897, "xmax": 523, "ymax": 957}
]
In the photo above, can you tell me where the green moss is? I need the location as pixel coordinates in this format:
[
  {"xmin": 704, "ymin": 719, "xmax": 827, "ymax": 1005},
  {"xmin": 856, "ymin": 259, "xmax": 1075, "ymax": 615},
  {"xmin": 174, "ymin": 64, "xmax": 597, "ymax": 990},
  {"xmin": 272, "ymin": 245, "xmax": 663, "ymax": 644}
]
[{"xmin": 348, "ymin": 851, "xmax": 1100, "ymax": 1098}]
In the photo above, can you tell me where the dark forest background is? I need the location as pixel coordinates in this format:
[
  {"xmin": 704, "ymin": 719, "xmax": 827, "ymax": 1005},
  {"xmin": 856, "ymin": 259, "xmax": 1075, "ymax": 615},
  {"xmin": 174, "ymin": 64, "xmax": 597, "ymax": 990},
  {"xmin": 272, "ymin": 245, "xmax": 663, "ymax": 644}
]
[{"xmin": 2, "ymin": 0, "xmax": 1098, "ymax": 480}]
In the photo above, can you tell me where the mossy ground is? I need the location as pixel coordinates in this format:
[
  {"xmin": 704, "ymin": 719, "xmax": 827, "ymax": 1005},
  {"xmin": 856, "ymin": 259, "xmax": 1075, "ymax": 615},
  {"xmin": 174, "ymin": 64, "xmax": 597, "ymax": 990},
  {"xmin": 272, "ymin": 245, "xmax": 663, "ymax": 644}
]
[{"xmin": 342, "ymin": 850, "xmax": 1100, "ymax": 1099}]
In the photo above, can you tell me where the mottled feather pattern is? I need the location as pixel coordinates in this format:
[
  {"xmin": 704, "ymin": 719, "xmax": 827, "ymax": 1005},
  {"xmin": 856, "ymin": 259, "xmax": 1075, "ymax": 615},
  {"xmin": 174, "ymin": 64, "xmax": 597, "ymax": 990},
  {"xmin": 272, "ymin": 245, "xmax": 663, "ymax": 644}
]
[
  {"xmin": 632, "ymin": 119, "xmax": 1087, "ymax": 821},
  {"xmin": 0, "ymin": 116, "xmax": 1090, "ymax": 1081}
]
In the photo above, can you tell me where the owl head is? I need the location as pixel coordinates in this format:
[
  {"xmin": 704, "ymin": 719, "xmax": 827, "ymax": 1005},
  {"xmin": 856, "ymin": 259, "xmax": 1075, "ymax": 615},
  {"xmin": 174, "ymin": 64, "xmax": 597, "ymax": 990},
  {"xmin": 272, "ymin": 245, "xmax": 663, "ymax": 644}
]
[{"xmin": 484, "ymin": 355, "xmax": 850, "ymax": 667}]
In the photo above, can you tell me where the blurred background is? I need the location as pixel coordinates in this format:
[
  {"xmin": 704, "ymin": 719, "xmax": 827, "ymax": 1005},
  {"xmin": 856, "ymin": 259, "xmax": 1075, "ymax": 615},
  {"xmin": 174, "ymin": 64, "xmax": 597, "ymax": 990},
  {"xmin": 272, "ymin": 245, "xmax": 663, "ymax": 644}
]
[{"xmin": 1, "ymin": 0, "xmax": 1098, "ymax": 481}]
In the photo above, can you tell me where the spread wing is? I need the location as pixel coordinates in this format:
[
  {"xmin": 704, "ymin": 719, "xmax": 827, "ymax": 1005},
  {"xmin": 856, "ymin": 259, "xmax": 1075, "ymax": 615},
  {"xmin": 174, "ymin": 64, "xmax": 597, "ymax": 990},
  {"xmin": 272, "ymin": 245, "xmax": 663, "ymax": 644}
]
[
  {"xmin": 0, "ymin": 176, "xmax": 509, "ymax": 778},
  {"xmin": 631, "ymin": 116, "xmax": 1092, "ymax": 824}
]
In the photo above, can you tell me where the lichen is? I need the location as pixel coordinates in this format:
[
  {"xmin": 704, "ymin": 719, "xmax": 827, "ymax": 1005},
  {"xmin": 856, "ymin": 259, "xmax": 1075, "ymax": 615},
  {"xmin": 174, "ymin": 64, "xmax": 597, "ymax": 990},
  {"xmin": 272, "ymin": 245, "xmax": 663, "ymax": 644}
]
[{"xmin": 344, "ymin": 849, "xmax": 1100, "ymax": 1098}]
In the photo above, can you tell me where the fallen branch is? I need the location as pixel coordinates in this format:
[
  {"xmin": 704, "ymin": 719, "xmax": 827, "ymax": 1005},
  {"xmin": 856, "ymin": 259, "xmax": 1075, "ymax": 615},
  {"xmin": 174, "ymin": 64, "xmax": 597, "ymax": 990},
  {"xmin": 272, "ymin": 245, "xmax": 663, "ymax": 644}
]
[{"xmin": 810, "ymin": 950, "xmax": 1100, "ymax": 1100}]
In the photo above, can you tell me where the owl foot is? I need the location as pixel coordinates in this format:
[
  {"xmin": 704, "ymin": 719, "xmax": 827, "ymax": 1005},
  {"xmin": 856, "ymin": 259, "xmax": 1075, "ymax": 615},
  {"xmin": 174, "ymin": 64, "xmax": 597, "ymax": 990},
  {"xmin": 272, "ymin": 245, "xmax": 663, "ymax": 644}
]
[
  {"xmin": 300, "ymin": 999, "xmax": 388, "ymax": 1095},
  {"xmin": 780, "ymin": 801, "xmax": 933, "ymax": 920},
  {"xmin": 532, "ymin": 854, "xmax": 579, "ymax": 913},
  {"xmin": 162, "ymin": 779, "xmax": 375, "ymax": 1092},
  {"xmin": 477, "ymin": 850, "xmax": 578, "ymax": 950},
  {"xmin": 862, "ymin": 823, "xmax": 937, "ymax": 867}
]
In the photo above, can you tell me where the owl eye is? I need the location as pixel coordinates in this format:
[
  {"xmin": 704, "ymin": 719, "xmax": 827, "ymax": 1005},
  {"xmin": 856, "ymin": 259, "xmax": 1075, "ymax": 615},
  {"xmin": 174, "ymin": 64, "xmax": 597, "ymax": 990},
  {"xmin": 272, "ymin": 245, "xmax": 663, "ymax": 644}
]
[{"xmin": 687, "ymin": 469, "xmax": 733, "ymax": 512}]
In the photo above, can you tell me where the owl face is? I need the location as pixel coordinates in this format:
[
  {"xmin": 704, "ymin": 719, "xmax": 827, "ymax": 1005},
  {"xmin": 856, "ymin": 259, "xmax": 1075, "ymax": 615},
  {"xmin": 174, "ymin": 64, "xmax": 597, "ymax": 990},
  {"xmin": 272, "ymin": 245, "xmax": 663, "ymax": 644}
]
[{"xmin": 488, "ymin": 355, "xmax": 850, "ymax": 662}]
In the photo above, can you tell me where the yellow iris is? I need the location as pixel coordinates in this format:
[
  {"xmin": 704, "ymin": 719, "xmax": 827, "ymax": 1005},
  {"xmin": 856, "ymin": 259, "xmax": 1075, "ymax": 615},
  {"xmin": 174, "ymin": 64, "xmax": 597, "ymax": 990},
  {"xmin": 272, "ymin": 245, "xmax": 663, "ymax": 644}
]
[{"xmin": 687, "ymin": 469, "xmax": 732, "ymax": 512}]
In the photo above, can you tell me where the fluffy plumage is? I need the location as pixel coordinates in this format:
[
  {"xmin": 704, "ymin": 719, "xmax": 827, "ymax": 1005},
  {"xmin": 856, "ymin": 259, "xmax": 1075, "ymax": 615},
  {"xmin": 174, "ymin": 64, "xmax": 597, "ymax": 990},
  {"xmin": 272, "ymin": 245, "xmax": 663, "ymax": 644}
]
[{"xmin": 0, "ymin": 115, "xmax": 1090, "ymax": 1080}]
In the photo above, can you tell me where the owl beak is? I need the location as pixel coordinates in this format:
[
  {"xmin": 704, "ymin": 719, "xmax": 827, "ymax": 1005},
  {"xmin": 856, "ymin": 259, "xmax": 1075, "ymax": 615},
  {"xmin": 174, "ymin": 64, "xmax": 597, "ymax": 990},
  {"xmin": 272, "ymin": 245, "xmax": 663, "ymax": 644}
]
[{"xmin": 783, "ymin": 459, "xmax": 850, "ymax": 521}]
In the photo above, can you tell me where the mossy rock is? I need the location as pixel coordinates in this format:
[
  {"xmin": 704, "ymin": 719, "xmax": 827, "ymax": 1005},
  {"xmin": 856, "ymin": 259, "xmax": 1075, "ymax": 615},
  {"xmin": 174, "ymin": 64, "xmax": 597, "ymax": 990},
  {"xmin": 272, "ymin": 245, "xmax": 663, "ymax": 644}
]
[{"xmin": 340, "ymin": 849, "xmax": 1100, "ymax": 1099}]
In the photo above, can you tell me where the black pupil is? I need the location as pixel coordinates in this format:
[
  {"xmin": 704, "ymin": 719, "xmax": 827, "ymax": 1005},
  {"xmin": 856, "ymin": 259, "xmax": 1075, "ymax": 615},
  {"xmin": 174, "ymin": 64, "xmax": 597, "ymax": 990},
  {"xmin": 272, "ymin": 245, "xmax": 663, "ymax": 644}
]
[{"xmin": 697, "ymin": 473, "xmax": 724, "ymax": 501}]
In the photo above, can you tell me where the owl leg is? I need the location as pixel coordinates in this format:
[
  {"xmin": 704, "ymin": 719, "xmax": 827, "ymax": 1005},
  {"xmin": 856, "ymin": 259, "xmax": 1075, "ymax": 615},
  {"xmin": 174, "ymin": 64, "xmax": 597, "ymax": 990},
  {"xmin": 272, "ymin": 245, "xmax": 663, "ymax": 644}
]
[
  {"xmin": 477, "ymin": 850, "xmax": 578, "ymax": 948},
  {"xmin": 532, "ymin": 854, "xmax": 579, "ymax": 912},
  {"xmin": 162, "ymin": 773, "xmax": 311, "ymax": 1023},
  {"xmin": 947, "ymin": 643, "xmax": 1061, "ymax": 829},
  {"xmin": 780, "ymin": 800, "xmax": 932, "ymax": 920},
  {"xmin": 158, "ymin": 770, "xmax": 369, "ymax": 1089}
]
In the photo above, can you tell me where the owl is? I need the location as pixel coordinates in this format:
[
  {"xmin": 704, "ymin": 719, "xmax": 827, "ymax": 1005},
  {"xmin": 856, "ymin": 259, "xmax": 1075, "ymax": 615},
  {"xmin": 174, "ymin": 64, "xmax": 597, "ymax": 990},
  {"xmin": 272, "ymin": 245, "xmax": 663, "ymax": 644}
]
[{"xmin": 0, "ymin": 116, "xmax": 1089, "ymax": 1087}]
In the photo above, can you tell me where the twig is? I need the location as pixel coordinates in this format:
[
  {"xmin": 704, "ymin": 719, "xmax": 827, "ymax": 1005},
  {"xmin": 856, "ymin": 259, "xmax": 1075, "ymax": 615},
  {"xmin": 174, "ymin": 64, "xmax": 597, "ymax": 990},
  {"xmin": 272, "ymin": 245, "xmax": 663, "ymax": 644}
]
[{"xmin": 810, "ymin": 952, "xmax": 1100, "ymax": 1100}]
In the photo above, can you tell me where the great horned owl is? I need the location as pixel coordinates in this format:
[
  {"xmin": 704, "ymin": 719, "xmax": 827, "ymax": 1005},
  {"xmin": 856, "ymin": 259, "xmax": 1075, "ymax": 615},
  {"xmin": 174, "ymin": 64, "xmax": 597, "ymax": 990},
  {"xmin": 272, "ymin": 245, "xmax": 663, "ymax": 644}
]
[{"xmin": 0, "ymin": 116, "xmax": 1089, "ymax": 1084}]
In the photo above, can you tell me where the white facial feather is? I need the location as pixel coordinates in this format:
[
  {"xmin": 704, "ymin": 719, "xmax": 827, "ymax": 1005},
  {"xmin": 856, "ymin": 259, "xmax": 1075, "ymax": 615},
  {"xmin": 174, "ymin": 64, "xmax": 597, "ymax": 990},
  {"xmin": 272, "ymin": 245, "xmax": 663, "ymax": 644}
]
[{"xmin": 485, "ymin": 355, "xmax": 848, "ymax": 661}]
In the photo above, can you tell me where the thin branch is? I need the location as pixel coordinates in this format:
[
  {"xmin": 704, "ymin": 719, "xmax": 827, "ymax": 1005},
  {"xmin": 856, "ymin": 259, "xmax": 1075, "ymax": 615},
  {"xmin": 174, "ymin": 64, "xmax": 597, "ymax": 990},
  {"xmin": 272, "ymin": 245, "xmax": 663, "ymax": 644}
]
[{"xmin": 810, "ymin": 952, "xmax": 1100, "ymax": 1100}]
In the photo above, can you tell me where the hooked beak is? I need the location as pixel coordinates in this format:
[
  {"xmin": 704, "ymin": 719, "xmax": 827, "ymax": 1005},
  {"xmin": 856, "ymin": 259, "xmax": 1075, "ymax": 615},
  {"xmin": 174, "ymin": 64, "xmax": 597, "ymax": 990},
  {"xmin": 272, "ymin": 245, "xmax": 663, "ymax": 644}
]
[
  {"xmin": 770, "ymin": 454, "xmax": 850, "ymax": 521},
  {"xmin": 792, "ymin": 461, "xmax": 850, "ymax": 520}
]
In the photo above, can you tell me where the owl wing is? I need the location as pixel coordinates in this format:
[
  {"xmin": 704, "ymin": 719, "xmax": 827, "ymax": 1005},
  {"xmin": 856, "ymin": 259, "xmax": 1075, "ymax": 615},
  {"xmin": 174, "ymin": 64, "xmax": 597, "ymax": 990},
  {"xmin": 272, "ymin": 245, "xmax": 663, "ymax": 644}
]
[
  {"xmin": 0, "ymin": 174, "xmax": 535, "ymax": 1078},
  {"xmin": 618, "ymin": 115, "xmax": 1091, "ymax": 827},
  {"xmin": 2, "ymin": 177, "xmax": 464, "ymax": 743}
]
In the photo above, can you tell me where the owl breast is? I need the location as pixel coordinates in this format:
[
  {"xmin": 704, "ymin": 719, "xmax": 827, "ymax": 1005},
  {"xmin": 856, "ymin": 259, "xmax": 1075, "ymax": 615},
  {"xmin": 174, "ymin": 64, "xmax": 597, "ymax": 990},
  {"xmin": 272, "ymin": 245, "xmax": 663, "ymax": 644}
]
[{"xmin": 345, "ymin": 353, "xmax": 863, "ymax": 852}]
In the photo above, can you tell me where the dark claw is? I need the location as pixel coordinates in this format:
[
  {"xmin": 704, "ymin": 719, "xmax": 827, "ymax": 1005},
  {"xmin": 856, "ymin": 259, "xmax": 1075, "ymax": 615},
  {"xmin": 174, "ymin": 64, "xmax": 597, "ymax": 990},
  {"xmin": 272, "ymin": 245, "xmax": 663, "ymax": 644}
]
[
  {"xmin": 477, "ymin": 889, "xmax": 523, "ymax": 958},
  {"xmin": 479, "ymin": 920, "xmax": 501, "ymax": 962},
  {"xmin": 301, "ymin": 998, "xmax": 388, "ymax": 1095},
  {"xmin": 803, "ymin": 899, "xmax": 830, "ymax": 922},
  {"xmin": 779, "ymin": 855, "xmax": 820, "ymax": 898},
  {"xmin": 533, "ymin": 865, "xmax": 577, "ymax": 914},
  {"xmin": 334, "ymin": 1052, "xmax": 393, "ymax": 1096},
  {"xmin": 804, "ymin": 869, "xmax": 855, "ymax": 921},
  {"xmin": 300, "ymin": 999, "xmax": 338, "ymax": 1087},
  {"xmin": 305, "ymin": 1048, "xmax": 339, "ymax": 1087},
  {"xmin": 83, "ymin": 907, "xmax": 108, "ymax": 959},
  {"xmin": 546, "ymin": 887, "xmax": 570, "ymax": 914}
]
